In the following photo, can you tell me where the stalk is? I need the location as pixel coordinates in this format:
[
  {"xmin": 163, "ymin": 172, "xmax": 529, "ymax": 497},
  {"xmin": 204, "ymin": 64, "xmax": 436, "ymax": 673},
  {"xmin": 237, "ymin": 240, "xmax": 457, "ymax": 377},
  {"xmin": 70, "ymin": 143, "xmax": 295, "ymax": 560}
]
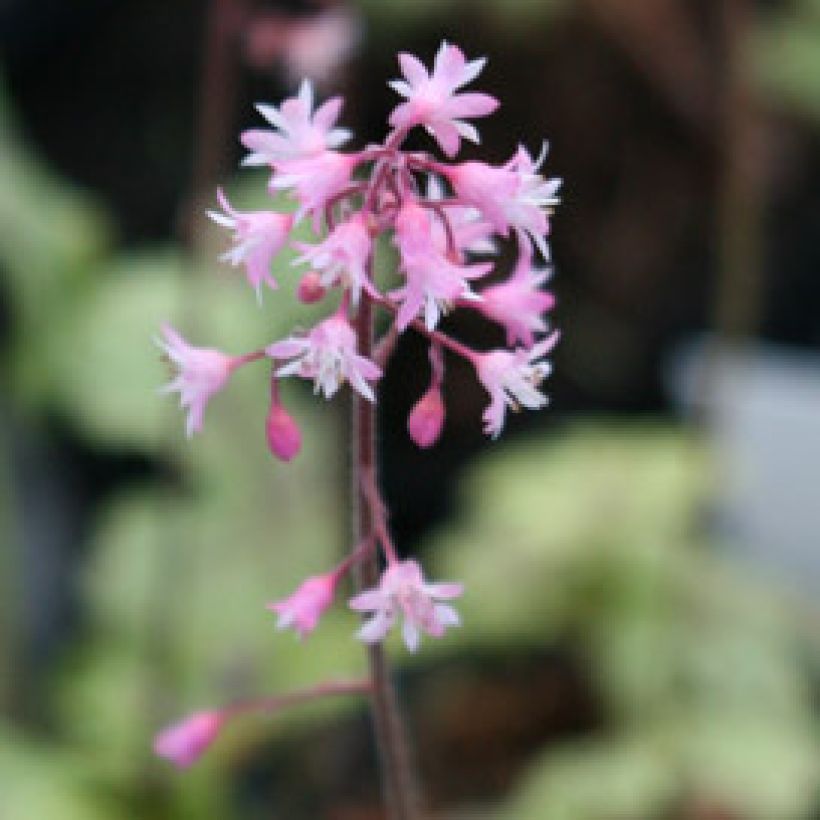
[{"xmin": 351, "ymin": 289, "xmax": 422, "ymax": 820}]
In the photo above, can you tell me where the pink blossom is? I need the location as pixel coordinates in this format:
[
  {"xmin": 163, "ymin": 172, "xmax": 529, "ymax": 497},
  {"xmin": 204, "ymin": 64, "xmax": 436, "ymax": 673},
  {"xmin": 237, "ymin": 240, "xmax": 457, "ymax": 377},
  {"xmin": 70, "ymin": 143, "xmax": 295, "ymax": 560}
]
[
  {"xmin": 271, "ymin": 149, "xmax": 358, "ymax": 228},
  {"xmin": 408, "ymin": 385, "xmax": 445, "ymax": 449},
  {"xmin": 241, "ymin": 79, "xmax": 351, "ymax": 165},
  {"xmin": 426, "ymin": 175, "xmax": 496, "ymax": 258},
  {"xmin": 389, "ymin": 41, "xmax": 499, "ymax": 157},
  {"xmin": 266, "ymin": 313, "xmax": 382, "ymax": 401},
  {"xmin": 156, "ymin": 325, "xmax": 237, "ymax": 438},
  {"xmin": 154, "ymin": 710, "xmax": 224, "ymax": 768},
  {"xmin": 267, "ymin": 573, "xmax": 337, "ymax": 638},
  {"xmin": 475, "ymin": 331, "xmax": 559, "ymax": 438},
  {"xmin": 391, "ymin": 199, "xmax": 491, "ymax": 330},
  {"xmin": 294, "ymin": 214, "xmax": 374, "ymax": 305},
  {"xmin": 445, "ymin": 144, "xmax": 561, "ymax": 260},
  {"xmin": 477, "ymin": 239, "xmax": 555, "ymax": 346},
  {"xmin": 207, "ymin": 188, "xmax": 293, "ymax": 299},
  {"xmin": 266, "ymin": 402, "xmax": 302, "ymax": 462},
  {"xmin": 349, "ymin": 559, "xmax": 462, "ymax": 652}
]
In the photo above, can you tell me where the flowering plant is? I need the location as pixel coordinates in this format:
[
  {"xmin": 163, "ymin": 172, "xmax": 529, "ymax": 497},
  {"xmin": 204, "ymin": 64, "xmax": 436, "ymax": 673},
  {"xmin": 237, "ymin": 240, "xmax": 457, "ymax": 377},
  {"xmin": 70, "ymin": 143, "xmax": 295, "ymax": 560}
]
[{"xmin": 155, "ymin": 41, "xmax": 560, "ymax": 814}]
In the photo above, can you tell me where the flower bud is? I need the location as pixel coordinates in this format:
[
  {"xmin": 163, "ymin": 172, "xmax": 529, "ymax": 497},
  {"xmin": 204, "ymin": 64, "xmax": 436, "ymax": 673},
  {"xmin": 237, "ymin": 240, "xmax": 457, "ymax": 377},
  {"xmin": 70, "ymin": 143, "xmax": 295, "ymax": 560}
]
[
  {"xmin": 407, "ymin": 385, "xmax": 445, "ymax": 449},
  {"xmin": 297, "ymin": 271, "xmax": 326, "ymax": 304},
  {"xmin": 153, "ymin": 710, "xmax": 225, "ymax": 768},
  {"xmin": 266, "ymin": 403, "xmax": 302, "ymax": 462}
]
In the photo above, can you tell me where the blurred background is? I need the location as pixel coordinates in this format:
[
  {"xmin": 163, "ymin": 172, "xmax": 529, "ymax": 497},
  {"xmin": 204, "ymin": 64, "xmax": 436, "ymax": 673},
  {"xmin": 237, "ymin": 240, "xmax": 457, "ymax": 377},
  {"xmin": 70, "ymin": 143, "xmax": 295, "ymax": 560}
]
[{"xmin": 2, "ymin": 0, "xmax": 820, "ymax": 817}]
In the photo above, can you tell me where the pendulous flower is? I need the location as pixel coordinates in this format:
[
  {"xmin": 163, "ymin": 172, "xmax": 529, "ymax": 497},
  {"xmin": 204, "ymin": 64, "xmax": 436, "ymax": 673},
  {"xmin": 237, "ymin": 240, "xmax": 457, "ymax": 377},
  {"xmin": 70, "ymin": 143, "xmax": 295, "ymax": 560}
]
[
  {"xmin": 474, "ymin": 331, "xmax": 559, "ymax": 439},
  {"xmin": 207, "ymin": 188, "xmax": 293, "ymax": 299},
  {"xmin": 267, "ymin": 313, "xmax": 382, "ymax": 402},
  {"xmin": 349, "ymin": 559, "xmax": 463, "ymax": 652},
  {"xmin": 156, "ymin": 325, "xmax": 238, "ymax": 438}
]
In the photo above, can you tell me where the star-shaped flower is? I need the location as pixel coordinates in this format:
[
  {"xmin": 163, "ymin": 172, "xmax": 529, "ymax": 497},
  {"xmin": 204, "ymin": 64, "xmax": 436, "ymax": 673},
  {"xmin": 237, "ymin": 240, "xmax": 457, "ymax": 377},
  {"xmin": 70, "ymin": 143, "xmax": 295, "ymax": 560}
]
[
  {"xmin": 267, "ymin": 313, "xmax": 382, "ymax": 401},
  {"xmin": 349, "ymin": 559, "xmax": 463, "ymax": 652},
  {"xmin": 388, "ymin": 41, "xmax": 498, "ymax": 157}
]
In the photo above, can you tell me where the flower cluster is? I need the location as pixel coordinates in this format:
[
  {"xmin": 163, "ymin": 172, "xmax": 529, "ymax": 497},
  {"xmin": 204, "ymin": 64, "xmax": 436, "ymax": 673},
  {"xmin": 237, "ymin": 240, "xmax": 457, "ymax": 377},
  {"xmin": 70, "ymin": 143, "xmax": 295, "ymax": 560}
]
[{"xmin": 157, "ymin": 41, "xmax": 559, "ymax": 673}]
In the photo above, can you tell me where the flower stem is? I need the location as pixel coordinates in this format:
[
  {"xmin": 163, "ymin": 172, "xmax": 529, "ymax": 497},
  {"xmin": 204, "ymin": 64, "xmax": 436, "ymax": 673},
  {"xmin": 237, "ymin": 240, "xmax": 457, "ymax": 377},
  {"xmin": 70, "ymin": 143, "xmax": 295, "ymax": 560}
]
[{"xmin": 352, "ymin": 291, "xmax": 422, "ymax": 820}]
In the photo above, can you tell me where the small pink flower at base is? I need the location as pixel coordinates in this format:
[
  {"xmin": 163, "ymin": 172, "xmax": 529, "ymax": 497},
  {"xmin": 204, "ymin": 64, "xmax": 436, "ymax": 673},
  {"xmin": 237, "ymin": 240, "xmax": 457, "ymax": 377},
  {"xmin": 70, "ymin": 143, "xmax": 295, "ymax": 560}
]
[
  {"xmin": 388, "ymin": 41, "xmax": 499, "ymax": 157},
  {"xmin": 297, "ymin": 271, "xmax": 326, "ymax": 304},
  {"xmin": 156, "ymin": 325, "xmax": 237, "ymax": 438},
  {"xmin": 294, "ymin": 214, "xmax": 374, "ymax": 305},
  {"xmin": 477, "ymin": 239, "xmax": 555, "ymax": 347},
  {"xmin": 207, "ymin": 188, "xmax": 293, "ymax": 299},
  {"xmin": 267, "ymin": 573, "xmax": 337, "ymax": 638},
  {"xmin": 154, "ymin": 710, "xmax": 225, "ymax": 768},
  {"xmin": 408, "ymin": 385, "xmax": 445, "ymax": 448},
  {"xmin": 349, "ymin": 560, "xmax": 463, "ymax": 652},
  {"xmin": 241, "ymin": 79, "xmax": 352, "ymax": 166},
  {"xmin": 475, "ymin": 331, "xmax": 559, "ymax": 439},
  {"xmin": 266, "ymin": 402, "xmax": 302, "ymax": 462},
  {"xmin": 267, "ymin": 313, "xmax": 382, "ymax": 402}
]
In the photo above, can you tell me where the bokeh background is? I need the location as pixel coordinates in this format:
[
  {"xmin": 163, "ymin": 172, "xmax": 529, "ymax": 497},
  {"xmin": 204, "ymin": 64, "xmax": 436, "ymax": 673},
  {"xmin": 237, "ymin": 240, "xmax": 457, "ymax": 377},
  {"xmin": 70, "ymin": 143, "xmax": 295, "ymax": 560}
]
[{"xmin": 2, "ymin": 0, "xmax": 820, "ymax": 818}]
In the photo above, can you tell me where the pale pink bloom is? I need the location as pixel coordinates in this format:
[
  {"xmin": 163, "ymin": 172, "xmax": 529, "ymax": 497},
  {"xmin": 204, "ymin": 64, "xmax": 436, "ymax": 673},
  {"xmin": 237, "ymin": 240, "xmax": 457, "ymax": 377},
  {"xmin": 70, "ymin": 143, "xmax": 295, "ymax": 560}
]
[
  {"xmin": 154, "ymin": 710, "xmax": 224, "ymax": 768},
  {"xmin": 207, "ymin": 188, "xmax": 293, "ymax": 299},
  {"xmin": 426, "ymin": 175, "xmax": 495, "ymax": 258},
  {"xmin": 296, "ymin": 271, "xmax": 326, "ymax": 304},
  {"xmin": 475, "ymin": 331, "xmax": 559, "ymax": 439},
  {"xmin": 477, "ymin": 239, "xmax": 555, "ymax": 347},
  {"xmin": 267, "ymin": 573, "xmax": 336, "ymax": 638},
  {"xmin": 266, "ymin": 402, "xmax": 301, "ymax": 462},
  {"xmin": 389, "ymin": 41, "xmax": 498, "ymax": 157},
  {"xmin": 241, "ymin": 78, "xmax": 351, "ymax": 166},
  {"xmin": 349, "ymin": 559, "xmax": 462, "ymax": 652},
  {"xmin": 446, "ymin": 144, "xmax": 561, "ymax": 260},
  {"xmin": 271, "ymin": 149, "xmax": 358, "ymax": 228},
  {"xmin": 391, "ymin": 199, "xmax": 491, "ymax": 331},
  {"xmin": 294, "ymin": 214, "xmax": 374, "ymax": 305},
  {"xmin": 156, "ymin": 325, "xmax": 237, "ymax": 438},
  {"xmin": 266, "ymin": 313, "xmax": 382, "ymax": 402},
  {"xmin": 408, "ymin": 385, "xmax": 445, "ymax": 449}
]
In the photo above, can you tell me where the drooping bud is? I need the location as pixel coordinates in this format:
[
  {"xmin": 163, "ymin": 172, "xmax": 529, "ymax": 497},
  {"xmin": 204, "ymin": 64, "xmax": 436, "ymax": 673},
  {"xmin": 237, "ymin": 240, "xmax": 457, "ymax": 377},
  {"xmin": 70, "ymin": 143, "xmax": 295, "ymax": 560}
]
[
  {"xmin": 153, "ymin": 710, "xmax": 225, "ymax": 768},
  {"xmin": 407, "ymin": 385, "xmax": 445, "ymax": 449},
  {"xmin": 297, "ymin": 270, "xmax": 326, "ymax": 304},
  {"xmin": 266, "ymin": 402, "xmax": 302, "ymax": 461},
  {"xmin": 267, "ymin": 572, "xmax": 337, "ymax": 638}
]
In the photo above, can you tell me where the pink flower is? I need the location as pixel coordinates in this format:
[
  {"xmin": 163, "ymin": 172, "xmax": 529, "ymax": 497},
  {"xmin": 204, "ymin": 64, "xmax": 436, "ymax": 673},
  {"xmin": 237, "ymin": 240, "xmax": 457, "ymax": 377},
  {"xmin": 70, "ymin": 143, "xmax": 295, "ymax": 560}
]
[
  {"xmin": 266, "ymin": 313, "xmax": 382, "ymax": 402},
  {"xmin": 389, "ymin": 41, "xmax": 499, "ymax": 157},
  {"xmin": 475, "ymin": 331, "xmax": 559, "ymax": 438},
  {"xmin": 391, "ymin": 199, "xmax": 491, "ymax": 330},
  {"xmin": 267, "ymin": 573, "xmax": 337, "ymax": 638},
  {"xmin": 271, "ymin": 149, "xmax": 358, "ymax": 228},
  {"xmin": 294, "ymin": 214, "xmax": 374, "ymax": 305},
  {"xmin": 426, "ymin": 175, "xmax": 496, "ymax": 258},
  {"xmin": 477, "ymin": 238, "xmax": 555, "ymax": 347},
  {"xmin": 156, "ymin": 325, "xmax": 237, "ymax": 438},
  {"xmin": 207, "ymin": 188, "xmax": 293, "ymax": 299},
  {"xmin": 154, "ymin": 710, "xmax": 225, "ymax": 768},
  {"xmin": 349, "ymin": 559, "xmax": 462, "ymax": 652},
  {"xmin": 446, "ymin": 144, "xmax": 561, "ymax": 260},
  {"xmin": 266, "ymin": 402, "xmax": 302, "ymax": 462},
  {"xmin": 241, "ymin": 79, "xmax": 351, "ymax": 165}
]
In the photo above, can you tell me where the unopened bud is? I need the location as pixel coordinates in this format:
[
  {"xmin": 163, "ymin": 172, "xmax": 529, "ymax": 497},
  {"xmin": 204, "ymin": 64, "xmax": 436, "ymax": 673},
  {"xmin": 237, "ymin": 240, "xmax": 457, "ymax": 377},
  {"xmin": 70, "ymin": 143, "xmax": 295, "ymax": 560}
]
[
  {"xmin": 266, "ymin": 403, "xmax": 302, "ymax": 462},
  {"xmin": 297, "ymin": 271, "xmax": 326, "ymax": 304},
  {"xmin": 154, "ymin": 710, "xmax": 225, "ymax": 768},
  {"xmin": 407, "ymin": 386, "xmax": 445, "ymax": 449}
]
